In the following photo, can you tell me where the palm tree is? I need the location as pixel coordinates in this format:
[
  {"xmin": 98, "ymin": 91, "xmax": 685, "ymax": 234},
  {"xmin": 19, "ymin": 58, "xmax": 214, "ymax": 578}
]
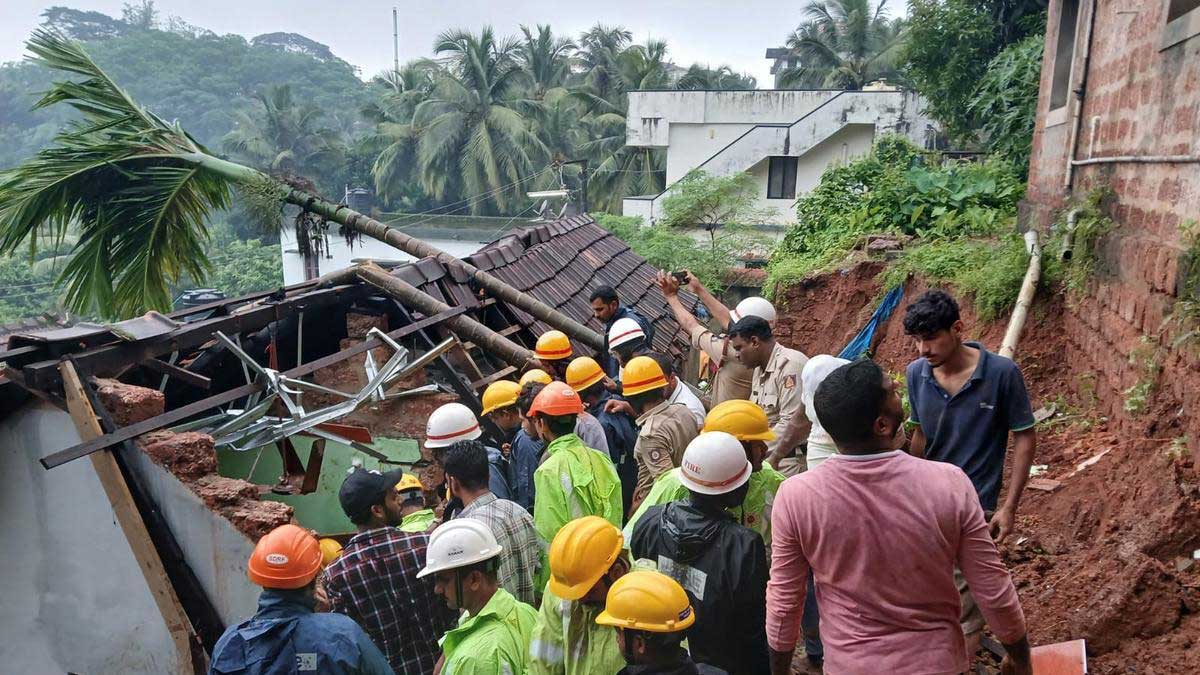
[
  {"xmin": 516, "ymin": 25, "xmax": 575, "ymax": 100},
  {"xmin": 362, "ymin": 60, "xmax": 440, "ymax": 206},
  {"xmin": 0, "ymin": 29, "xmax": 602, "ymax": 349},
  {"xmin": 222, "ymin": 84, "xmax": 344, "ymax": 189},
  {"xmin": 778, "ymin": 0, "xmax": 907, "ymax": 90},
  {"xmin": 677, "ymin": 64, "xmax": 758, "ymax": 90},
  {"xmin": 404, "ymin": 27, "xmax": 543, "ymax": 214},
  {"xmin": 575, "ymin": 24, "xmax": 633, "ymax": 102}
]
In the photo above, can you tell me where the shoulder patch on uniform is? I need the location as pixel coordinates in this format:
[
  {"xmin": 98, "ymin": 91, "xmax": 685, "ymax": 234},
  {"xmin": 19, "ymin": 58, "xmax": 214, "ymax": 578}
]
[
  {"xmin": 783, "ymin": 374, "xmax": 797, "ymax": 389},
  {"xmin": 649, "ymin": 449, "xmax": 663, "ymax": 462}
]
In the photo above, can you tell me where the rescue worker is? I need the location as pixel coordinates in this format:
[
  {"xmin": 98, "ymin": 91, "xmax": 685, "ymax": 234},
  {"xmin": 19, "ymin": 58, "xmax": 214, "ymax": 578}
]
[
  {"xmin": 624, "ymin": 400, "xmax": 785, "ymax": 550},
  {"xmin": 608, "ymin": 316, "xmax": 649, "ymax": 375},
  {"xmin": 727, "ymin": 316, "xmax": 810, "ymax": 477},
  {"xmin": 529, "ymin": 516, "xmax": 629, "ymax": 675},
  {"xmin": 319, "ymin": 538, "xmax": 343, "ymax": 567},
  {"xmin": 520, "ymin": 369, "xmax": 553, "ymax": 387},
  {"xmin": 657, "ymin": 270, "xmax": 775, "ymax": 405},
  {"xmin": 520, "ymin": 381, "xmax": 612, "ymax": 464},
  {"xmin": 630, "ymin": 432, "xmax": 770, "ymax": 675},
  {"xmin": 324, "ymin": 467, "xmax": 455, "ymax": 673},
  {"xmin": 649, "ymin": 352, "xmax": 705, "ymax": 431},
  {"xmin": 534, "ymin": 330, "xmax": 574, "ymax": 380},
  {"xmin": 211, "ymin": 524, "xmax": 394, "ymax": 675},
  {"xmin": 596, "ymin": 570, "xmax": 727, "ymax": 675},
  {"xmin": 619, "ymin": 355, "xmax": 698, "ymax": 510},
  {"xmin": 567, "ymin": 356, "xmax": 639, "ymax": 515},
  {"xmin": 396, "ymin": 474, "xmax": 437, "ymax": 533},
  {"xmin": 483, "ymin": 380, "xmax": 538, "ymax": 512},
  {"xmin": 529, "ymin": 382, "xmax": 623, "ymax": 546},
  {"xmin": 591, "ymin": 285, "xmax": 655, "ymax": 378},
  {"xmin": 417, "ymin": 519, "xmax": 538, "ymax": 675},
  {"xmin": 444, "ymin": 439, "xmax": 542, "ymax": 605},
  {"xmin": 426, "ymin": 402, "xmax": 512, "ymax": 502}
]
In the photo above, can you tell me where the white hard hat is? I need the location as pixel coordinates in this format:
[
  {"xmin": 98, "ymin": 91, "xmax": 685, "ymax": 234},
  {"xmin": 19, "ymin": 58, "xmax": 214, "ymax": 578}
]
[
  {"xmin": 425, "ymin": 402, "xmax": 482, "ymax": 449},
  {"xmin": 730, "ymin": 296, "xmax": 777, "ymax": 324},
  {"xmin": 608, "ymin": 317, "xmax": 646, "ymax": 349},
  {"xmin": 417, "ymin": 518, "xmax": 503, "ymax": 578},
  {"xmin": 678, "ymin": 431, "xmax": 752, "ymax": 496}
]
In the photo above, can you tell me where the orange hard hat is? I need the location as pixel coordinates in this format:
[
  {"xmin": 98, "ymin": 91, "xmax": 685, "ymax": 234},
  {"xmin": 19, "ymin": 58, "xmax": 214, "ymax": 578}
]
[
  {"xmin": 565, "ymin": 356, "xmax": 605, "ymax": 393},
  {"xmin": 535, "ymin": 330, "xmax": 573, "ymax": 361},
  {"xmin": 528, "ymin": 380, "xmax": 584, "ymax": 417},
  {"xmin": 247, "ymin": 524, "xmax": 323, "ymax": 589}
]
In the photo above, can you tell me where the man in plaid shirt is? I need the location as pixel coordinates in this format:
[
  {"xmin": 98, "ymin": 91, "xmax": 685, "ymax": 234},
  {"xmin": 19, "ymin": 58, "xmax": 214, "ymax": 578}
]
[
  {"xmin": 324, "ymin": 466, "xmax": 456, "ymax": 674},
  {"xmin": 444, "ymin": 440, "xmax": 543, "ymax": 605}
]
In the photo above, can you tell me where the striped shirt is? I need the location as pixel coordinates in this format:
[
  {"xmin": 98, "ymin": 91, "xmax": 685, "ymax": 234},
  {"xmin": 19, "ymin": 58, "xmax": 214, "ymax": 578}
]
[
  {"xmin": 459, "ymin": 492, "xmax": 543, "ymax": 605},
  {"xmin": 323, "ymin": 528, "xmax": 456, "ymax": 674}
]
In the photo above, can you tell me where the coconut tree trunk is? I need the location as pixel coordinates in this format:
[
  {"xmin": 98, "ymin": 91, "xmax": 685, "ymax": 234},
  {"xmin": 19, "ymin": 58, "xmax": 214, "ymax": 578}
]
[
  {"xmin": 190, "ymin": 155, "xmax": 605, "ymax": 351},
  {"xmin": 355, "ymin": 262, "xmax": 535, "ymax": 369}
]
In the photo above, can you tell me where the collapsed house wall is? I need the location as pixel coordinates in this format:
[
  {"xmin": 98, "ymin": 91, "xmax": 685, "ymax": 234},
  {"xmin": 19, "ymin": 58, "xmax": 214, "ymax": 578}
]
[
  {"xmin": 1023, "ymin": 0, "xmax": 1200, "ymax": 454},
  {"xmin": 0, "ymin": 400, "xmax": 178, "ymax": 674}
]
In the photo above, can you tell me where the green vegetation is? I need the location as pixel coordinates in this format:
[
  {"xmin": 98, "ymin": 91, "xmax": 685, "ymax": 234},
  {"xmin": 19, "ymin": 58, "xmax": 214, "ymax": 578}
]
[
  {"xmin": 776, "ymin": 0, "xmax": 907, "ymax": 89},
  {"xmin": 768, "ymin": 135, "xmax": 1027, "ymax": 298},
  {"xmin": 901, "ymin": 0, "xmax": 1045, "ymax": 174},
  {"xmin": 1123, "ymin": 336, "xmax": 1164, "ymax": 415}
]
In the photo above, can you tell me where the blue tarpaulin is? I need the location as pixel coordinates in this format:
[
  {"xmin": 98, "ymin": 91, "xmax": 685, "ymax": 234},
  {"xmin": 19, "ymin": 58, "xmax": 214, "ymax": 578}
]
[{"xmin": 838, "ymin": 286, "xmax": 904, "ymax": 360}]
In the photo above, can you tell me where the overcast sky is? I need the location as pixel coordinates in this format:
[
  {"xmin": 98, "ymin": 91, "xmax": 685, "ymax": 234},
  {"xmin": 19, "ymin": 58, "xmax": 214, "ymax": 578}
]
[{"xmin": 0, "ymin": 1, "xmax": 902, "ymax": 87}]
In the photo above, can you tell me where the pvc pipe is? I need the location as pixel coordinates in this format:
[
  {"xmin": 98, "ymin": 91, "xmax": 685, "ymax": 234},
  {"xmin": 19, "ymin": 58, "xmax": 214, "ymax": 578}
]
[
  {"xmin": 1071, "ymin": 155, "xmax": 1200, "ymax": 166},
  {"xmin": 1000, "ymin": 231, "xmax": 1041, "ymax": 359}
]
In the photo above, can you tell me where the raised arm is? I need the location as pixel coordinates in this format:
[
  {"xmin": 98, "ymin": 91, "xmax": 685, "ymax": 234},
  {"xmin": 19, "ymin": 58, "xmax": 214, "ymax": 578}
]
[
  {"xmin": 656, "ymin": 271, "xmax": 704, "ymax": 335},
  {"xmin": 681, "ymin": 269, "xmax": 732, "ymax": 329}
]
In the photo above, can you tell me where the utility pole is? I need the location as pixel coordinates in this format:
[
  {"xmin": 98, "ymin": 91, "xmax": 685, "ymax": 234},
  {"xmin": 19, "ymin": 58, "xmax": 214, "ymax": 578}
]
[
  {"xmin": 561, "ymin": 159, "xmax": 590, "ymax": 214},
  {"xmin": 392, "ymin": 7, "xmax": 400, "ymax": 92}
]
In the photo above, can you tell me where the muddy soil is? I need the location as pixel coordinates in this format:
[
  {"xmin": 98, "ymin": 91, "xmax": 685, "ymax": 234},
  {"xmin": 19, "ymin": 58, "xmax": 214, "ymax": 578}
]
[{"xmin": 776, "ymin": 263, "xmax": 1200, "ymax": 672}]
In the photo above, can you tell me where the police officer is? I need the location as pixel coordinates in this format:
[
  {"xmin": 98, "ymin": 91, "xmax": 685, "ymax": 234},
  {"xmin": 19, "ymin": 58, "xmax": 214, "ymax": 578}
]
[
  {"xmin": 616, "ymin": 355, "xmax": 699, "ymax": 510},
  {"xmin": 727, "ymin": 316, "xmax": 809, "ymax": 477}
]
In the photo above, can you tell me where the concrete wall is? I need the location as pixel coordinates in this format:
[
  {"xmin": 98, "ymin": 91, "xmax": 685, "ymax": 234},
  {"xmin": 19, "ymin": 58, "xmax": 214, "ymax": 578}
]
[
  {"xmin": 0, "ymin": 402, "xmax": 178, "ymax": 674},
  {"xmin": 622, "ymin": 90, "xmax": 924, "ymax": 224},
  {"xmin": 1022, "ymin": 0, "xmax": 1200, "ymax": 451}
]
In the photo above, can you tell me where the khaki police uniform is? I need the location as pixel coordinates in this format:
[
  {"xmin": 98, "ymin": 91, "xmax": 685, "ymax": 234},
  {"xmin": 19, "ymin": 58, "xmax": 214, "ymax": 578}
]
[
  {"xmin": 750, "ymin": 342, "xmax": 808, "ymax": 476},
  {"xmin": 631, "ymin": 400, "xmax": 699, "ymax": 507},
  {"xmin": 688, "ymin": 324, "xmax": 753, "ymax": 405}
]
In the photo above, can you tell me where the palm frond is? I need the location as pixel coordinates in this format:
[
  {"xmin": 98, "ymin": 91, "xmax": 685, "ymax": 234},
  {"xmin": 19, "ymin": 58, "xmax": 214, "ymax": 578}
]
[{"xmin": 0, "ymin": 29, "xmax": 245, "ymax": 318}]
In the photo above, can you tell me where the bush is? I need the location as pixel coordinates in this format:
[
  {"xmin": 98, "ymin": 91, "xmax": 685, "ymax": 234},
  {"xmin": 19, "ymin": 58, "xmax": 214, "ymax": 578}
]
[
  {"xmin": 177, "ymin": 237, "xmax": 284, "ymax": 298},
  {"xmin": 0, "ymin": 256, "xmax": 63, "ymax": 323},
  {"xmin": 769, "ymin": 136, "xmax": 1026, "ymax": 292}
]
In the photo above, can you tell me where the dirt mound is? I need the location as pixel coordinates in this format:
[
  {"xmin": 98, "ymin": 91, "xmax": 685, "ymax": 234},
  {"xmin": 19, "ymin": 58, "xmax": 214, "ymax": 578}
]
[{"xmin": 775, "ymin": 262, "xmax": 1200, "ymax": 671}]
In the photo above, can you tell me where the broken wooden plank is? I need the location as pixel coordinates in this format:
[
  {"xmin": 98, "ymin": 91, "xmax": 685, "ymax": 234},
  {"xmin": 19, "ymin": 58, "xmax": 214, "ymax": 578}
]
[
  {"xmin": 40, "ymin": 306, "xmax": 469, "ymax": 469},
  {"xmin": 141, "ymin": 357, "xmax": 212, "ymax": 390},
  {"xmin": 60, "ymin": 361, "xmax": 202, "ymax": 675}
]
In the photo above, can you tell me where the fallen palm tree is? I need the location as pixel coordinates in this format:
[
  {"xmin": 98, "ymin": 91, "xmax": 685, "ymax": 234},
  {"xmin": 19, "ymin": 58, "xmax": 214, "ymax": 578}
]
[{"xmin": 0, "ymin": 30, "xmax": 603, "ymax": 350}]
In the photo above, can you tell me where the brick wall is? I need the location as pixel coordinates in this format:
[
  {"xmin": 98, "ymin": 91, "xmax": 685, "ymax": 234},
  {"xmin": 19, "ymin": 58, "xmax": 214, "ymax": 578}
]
[{"xmin": 1022, "ymin": 1, "xmax": 1200, "ymax": 448}]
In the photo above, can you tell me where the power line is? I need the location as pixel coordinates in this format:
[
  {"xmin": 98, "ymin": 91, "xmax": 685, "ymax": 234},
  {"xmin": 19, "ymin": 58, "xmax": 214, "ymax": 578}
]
[{"xmin": 381, "ymin": 167, "xmax": 554, "ymax": 226}]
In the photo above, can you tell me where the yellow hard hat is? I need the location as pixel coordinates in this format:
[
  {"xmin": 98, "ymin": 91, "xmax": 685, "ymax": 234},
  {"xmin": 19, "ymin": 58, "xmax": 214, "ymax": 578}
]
[
  {"xmin": 520, "ymin": 369, "xmax": 553, "ymax": 386},
  {"xmin": 318, "ymin": 537, "xmax": 343, "ymax": 567},
  {"xmin": 595, "ymin": 570, "xmax": 696, "ymax": 633},
  {"xmin": 482, "ymin": 380, "xmax": 521, "ymax": 415},
  {"xmin": 395, "ymin": 473, "xmax": 424, "ymax": 493},
  {"xmin": 548, "ymin": 516, "xmax": 624, "ymax": 600},
  {"xmin": 621, "ymin": 355, "xmax": 667, "ymax": 397},
  {"xmin": 565, "ymin": 356, "xmax": 605, "ymax": 393},
  {"xmin": 703, "ymin": 399, "xmax": 777, "ymax": 441},
  {"xmin": 535, "ymin": 330, "xmax": 573, "ymax": 361}
]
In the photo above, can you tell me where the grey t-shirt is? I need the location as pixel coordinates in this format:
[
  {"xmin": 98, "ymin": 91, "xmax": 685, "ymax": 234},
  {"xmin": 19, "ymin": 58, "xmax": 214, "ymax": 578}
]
[{"xmin": 906, "ymin": 342, "xmax": 1035, "ymax": 511}]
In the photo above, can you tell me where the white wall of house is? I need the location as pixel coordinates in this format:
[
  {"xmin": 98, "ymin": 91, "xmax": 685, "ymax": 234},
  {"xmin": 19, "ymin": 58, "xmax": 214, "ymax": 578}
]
[
  {"xmin": 622, "ymin": 89, "xmax": 934, "ymax": 225},
  {"xmin": 0, "ymin": 402, "xmax": 178, "ymax": 674}
]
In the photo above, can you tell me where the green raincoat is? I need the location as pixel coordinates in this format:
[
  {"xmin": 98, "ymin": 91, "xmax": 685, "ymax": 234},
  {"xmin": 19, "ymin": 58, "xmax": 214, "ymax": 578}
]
[
  {"xmin": 623, "ymin": 466, "xmax": 785, "ymax": 547},
  {"xmin": 440, "ymin": 587, "xmax": 538, "ymax": 675},
  {"xmin": 533, "ymin": 433, "xmax": 623, "ymax": 543},
  {"xmin": 398, "ymin": 508, "xmax": 437, "ymax": 533},
  {"xmin": 527, "ymin": 585, "xmax": 625, "ymax": 675}
]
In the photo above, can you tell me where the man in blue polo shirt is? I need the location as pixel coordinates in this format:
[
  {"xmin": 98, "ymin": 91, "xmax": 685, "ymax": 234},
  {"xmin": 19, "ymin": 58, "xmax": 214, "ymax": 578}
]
[
  {"xmin": 903, "ymin": 289, "xmax": 1036, "ymax": 660},
  {"xmin": 591, "ymin": 285, "xmax": 655, "ymax": 377}
]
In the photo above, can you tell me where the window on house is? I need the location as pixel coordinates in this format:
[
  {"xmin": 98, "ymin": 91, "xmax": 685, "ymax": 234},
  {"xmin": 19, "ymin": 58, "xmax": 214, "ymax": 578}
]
[
  {"xmin": 767, "ymin": 156, "xmax": 798, "ymax": 200},
  {"xmin": 1049, "ymin": 0, "xmax": 1081, "ymax": 111},
  {"xmin": 1163, "ymin": 0, "xmax": 1200, "ymax": 49}
]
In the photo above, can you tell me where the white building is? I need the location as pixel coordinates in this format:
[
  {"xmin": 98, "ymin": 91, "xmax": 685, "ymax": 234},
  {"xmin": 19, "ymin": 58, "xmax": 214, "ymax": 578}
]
[{"xmin": 621, "ymin": 88, "xmax": 936, "ymax": 226}]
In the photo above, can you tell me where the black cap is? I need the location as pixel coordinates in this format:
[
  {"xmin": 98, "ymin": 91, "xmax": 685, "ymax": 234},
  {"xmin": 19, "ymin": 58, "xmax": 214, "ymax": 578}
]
[{"xmin": 338, "ymin": 467, "xmax": 405, "ymax": 521}]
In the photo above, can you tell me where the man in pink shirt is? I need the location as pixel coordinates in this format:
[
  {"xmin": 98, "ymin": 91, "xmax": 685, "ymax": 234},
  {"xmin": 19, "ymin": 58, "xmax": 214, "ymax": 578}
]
[{"xmin": 766, "ymin": 358, "xmax": 1031, "ymax": 675}]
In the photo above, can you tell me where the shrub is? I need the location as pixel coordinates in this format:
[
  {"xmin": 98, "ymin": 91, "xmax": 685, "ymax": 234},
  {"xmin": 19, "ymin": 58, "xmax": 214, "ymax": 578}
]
[
  {"xmin": 595, "ymin": 213, "xmax": 761, "ymax": 292},
  {"xmin": 969, "ymin": 36, "xmax": 1044, "ymax": 176}
]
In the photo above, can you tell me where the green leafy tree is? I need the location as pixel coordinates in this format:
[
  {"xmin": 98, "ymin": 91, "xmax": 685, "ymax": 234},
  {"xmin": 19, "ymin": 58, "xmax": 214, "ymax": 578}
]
[
  {"xmin": 968, "ymin": 36, "xmax": 1043, "ymax": 175},
  {"xmin": 660, "ymin": 170, "xmax": 775, "ymax": 229},
  {"xmin": 677, "ymin": 65, "xmax": 757, "ymax": 90},
  {"xmin": 516, "ymin": 25, "xmax": 576, "ymax": 99},
  {"xmin": 902, "ymin": 0, "xmax": 1046, "ymax": 142},
  {"xmin": 222, "ymin": 84, "xmax": 346, "ymax": 192},
  {"xmin": 778, "ymin": 0, "xmax": 907, "ymax": 89}
]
